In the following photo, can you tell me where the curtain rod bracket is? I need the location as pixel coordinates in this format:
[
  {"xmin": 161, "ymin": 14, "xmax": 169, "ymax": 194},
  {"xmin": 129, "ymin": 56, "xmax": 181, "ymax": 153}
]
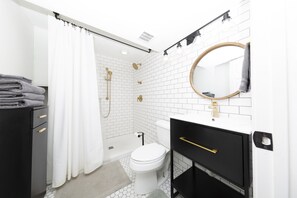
[{"xmin": 53, "ymin": 12, "xmax": 60, "ymax": 19}]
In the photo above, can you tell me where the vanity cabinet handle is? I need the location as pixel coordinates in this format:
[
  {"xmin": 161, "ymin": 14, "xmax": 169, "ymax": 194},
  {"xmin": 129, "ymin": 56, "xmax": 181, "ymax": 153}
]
[
  {"xmin": 39, "ymin": 115, "xmax": 47, "ymax": 119},
  {"xmin": 38, "ymin": 128, "xmax": 47, "ymax": 133},
  {"xmin": 179, "ymin": 137, "xmax": 218, "ymax": 154}
]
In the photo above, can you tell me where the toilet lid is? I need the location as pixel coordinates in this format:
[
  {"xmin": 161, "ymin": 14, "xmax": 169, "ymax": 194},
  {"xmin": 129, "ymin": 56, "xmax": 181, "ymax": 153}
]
[{"xmin": 131, "ymin": 143, "xmax": 166, "ymax": 162}]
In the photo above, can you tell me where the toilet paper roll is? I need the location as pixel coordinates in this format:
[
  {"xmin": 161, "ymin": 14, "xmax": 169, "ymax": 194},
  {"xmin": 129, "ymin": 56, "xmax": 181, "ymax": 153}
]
[{"xmin": 134, "ymin": 132, "xmax": 140, "ymax": 137}]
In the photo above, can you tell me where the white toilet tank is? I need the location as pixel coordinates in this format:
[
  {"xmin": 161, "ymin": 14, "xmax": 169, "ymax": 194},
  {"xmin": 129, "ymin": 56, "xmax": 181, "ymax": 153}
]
[{"xmin": 155, "ymin": 120, "xmax": 170, "ymax": 148}]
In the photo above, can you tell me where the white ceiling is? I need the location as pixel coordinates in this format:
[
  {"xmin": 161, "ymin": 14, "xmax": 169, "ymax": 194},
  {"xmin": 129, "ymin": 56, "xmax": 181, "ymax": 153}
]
[
  {"xmin": 22, "ymin": 0, "xmax": 240, "ymax": 61},
  {"xmin": 93, "ymin": 35, "xmax": 148, "ymax": 62}
]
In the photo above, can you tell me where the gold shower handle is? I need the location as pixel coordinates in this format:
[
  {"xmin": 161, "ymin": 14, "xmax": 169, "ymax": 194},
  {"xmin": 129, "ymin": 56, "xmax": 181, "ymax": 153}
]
[{"xmin": 137, "ymin": 95, "xmax": 143, "ymax": 102}]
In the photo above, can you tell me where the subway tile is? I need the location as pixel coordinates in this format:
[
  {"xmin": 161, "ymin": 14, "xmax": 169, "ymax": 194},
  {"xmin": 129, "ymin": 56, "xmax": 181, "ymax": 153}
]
[
  {"xmin": 229, "ymin": 114, "xmax": 252, "ymax": 120},
  {"xmin": 198, "ymin": 99, "xmax": 211, "ymax": 105},
  {"xmin": 193, "ymin": 104, "xmax": 205, "ymax": 111},
  {"xmin": 220, "ymin": 106, "xmax": 240, "ymax": 114},
  {"xmin": 240, "ymin": 106, "xmax": 252, "ymax": 115},
  {"xmin": 229, "ymin": 98, "xmax": 252, "ymax": 106}
]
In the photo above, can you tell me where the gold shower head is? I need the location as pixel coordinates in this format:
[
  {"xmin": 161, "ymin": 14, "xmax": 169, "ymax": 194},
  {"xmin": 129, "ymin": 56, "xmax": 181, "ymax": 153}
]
[{"xmin": 132, "ymin": 63, "xmax": 141, "ymax": 70}]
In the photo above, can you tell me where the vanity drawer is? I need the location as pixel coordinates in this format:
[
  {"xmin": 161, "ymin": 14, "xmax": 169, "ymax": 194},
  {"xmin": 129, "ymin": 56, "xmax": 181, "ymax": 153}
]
[
  {"xmin": 32, "ymin": 122, "xmax": 48, "ymax": 197},
  {"xmin": 33, "ymin": 107, "xmax": 48, "ymax": 128},
  {"xmin": 171, "ymin": 119, "xmax": 245, "ymax": 187}
]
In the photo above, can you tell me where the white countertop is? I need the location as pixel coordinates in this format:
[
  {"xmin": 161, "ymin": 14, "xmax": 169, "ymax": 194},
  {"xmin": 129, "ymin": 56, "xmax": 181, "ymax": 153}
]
[{"xmin": 170, "ymin": 114, "xmax": 252, "ymax": 135}]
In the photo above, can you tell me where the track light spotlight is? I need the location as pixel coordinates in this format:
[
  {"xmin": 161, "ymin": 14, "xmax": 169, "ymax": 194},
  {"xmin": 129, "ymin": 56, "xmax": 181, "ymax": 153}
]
[
  {"xmin": 163, "ymin": 51, "xmax": 168, "ymax": 61},
  {"xmin": 163, "ymin": 11, "xmax": 230, "ymax": 57},
  {"xmin": 222, "ymin": 12, "xmax": 231, "ymax": 23},
  {"xmin": 177, "ymin": 42, "xmax": 182, "ymax": 54},
  {"xmin": 177, "ymin": 42, "xmax": 182, "ymax": 48},
  {"xmin": 186, "ymin": 30, "xmax": 201, "ymax": 45}
]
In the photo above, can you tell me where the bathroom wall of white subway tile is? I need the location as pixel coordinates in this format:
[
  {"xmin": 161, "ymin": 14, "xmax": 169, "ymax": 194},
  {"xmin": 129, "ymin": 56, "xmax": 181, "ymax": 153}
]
[
  {"xmin": 96, "ymin": 54, "xmax": 134, "ymax": 139},
  {"xmin": 134, "ymin": 0, "xmax": 251, "ymax": 154}
]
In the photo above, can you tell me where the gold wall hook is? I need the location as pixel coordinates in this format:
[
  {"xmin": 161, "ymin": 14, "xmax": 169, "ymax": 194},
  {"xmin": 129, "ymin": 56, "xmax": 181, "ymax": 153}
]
[{"xmin": 137, "ymin": 95, "xmax": 143, "ymax": 102}]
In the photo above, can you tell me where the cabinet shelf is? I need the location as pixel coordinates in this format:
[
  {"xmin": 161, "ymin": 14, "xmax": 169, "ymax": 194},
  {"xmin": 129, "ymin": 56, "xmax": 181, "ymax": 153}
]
[{"xmin": 172, "ymin": 167, "xmax": 244, "ymax": 198}]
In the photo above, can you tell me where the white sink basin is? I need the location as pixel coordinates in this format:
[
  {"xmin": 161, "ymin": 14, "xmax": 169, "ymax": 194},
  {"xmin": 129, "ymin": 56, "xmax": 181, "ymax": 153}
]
[{"xmin": 170, "ymin": 114, "xmax": 252, "ymax": 135}]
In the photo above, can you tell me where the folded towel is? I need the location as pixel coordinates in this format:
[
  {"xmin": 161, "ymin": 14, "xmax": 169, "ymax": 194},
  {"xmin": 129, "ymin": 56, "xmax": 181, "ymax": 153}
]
[
  {"xmin": 0, "ymin": 74, "xmax": 32, "ymax": 83},
  {"xmin": 0, "ymin": 93, "xmax": 45, "ymax": 101},
  {"xmin": 0, "ymin": 99, "xmax": 44, "ymax": 109},
  {"xmin": 0, "ymin": 91, "xmax": 19, "ymax": 98},
  {"xmin": 0, "ymin": 79, "xmax": 45, "ymax": 94},
  {"xmin": 239, "ymin": 42, "xmax": 251, "ymax": 92}
]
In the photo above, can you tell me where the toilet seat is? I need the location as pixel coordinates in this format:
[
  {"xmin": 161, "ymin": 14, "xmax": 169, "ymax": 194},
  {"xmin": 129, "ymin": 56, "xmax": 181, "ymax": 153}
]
[
  {"xmin": 130, "ymin": 143, "xmax": 166, "ymax": 172},
  {"xmin": 131, "ymin": 143, "xmax": 166, "ymax": 164}
]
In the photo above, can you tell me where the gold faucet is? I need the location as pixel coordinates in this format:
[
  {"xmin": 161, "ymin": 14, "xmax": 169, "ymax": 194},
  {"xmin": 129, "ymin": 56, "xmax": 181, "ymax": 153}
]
[{"xmin": 209, "ymin": 101, "xmax": 219, "ymax": 118}]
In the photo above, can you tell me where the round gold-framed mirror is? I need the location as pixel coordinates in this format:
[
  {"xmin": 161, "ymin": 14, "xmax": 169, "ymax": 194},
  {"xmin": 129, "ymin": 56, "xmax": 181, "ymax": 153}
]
[{"xmin": 190, "ymin": 42, "xmax": 245, "ymax": 100}]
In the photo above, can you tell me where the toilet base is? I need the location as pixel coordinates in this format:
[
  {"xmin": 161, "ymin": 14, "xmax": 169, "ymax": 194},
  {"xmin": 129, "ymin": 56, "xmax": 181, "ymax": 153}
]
[{"xmin": 135, "ymin": 171, "xmax": 158, "ymax": 194}]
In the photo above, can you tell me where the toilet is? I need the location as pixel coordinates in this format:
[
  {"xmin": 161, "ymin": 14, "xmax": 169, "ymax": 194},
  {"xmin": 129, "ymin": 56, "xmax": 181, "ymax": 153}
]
[{"xmin": 130, "ymin": 120, "xmax": 170, "ymax": 194}]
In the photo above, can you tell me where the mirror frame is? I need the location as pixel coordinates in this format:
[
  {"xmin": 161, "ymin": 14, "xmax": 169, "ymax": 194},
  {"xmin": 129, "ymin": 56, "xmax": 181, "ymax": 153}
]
[{"xmin": 189, "ymin": 42, "xmax": 245, "ymax": 100}]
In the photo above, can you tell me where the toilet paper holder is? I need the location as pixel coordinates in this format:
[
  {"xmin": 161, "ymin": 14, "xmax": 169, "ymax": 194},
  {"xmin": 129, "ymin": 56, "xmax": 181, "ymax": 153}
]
[
  {"xmin": 253, "ymin": 131, "xmax": 273, "ymax": 151},
  {"xmin": 135, "ymin": 131, "xmax": 145, "ymax": 146}
]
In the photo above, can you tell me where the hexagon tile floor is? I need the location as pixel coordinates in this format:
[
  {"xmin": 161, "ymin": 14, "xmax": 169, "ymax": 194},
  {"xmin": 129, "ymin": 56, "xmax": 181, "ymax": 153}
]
[{"xmin": 44, "ymin": 154, "xmax": 183, "ymax": 198}]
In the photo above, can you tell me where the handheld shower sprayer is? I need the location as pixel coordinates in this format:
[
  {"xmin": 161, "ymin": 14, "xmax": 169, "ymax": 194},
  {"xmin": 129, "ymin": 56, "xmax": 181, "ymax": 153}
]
[
  {"xmin": 105, "ymin": 68, "xmax": 112, "ymax": 81},
  {"xmin": 102, "ymin": 67, "xmax": 112, "ymax": 118}
]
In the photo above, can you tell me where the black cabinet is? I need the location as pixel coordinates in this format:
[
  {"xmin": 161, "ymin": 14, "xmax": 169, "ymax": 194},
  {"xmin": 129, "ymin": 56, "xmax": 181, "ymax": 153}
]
[
  {"xmin": 170, "ymin": 118, "xmax": 251, "ymax": 198},
  {"xmin": 0, "ymin": 107, "xmax": 48, "ymax": 198}
]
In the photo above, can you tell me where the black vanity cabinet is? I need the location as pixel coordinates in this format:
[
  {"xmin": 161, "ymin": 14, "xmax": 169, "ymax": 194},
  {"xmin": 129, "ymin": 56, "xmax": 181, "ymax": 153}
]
[
  {"xmin": 170, "ymin": 118, "xmax": 251, "ymax": 198},
  {"xmin": 0, "ymin": 107, "xmax": 48, "ymax": 198}
]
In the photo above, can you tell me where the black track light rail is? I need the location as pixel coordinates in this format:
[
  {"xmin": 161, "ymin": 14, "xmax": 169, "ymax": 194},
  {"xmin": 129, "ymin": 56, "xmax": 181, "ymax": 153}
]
[
  {"xmin": 53, "ymin": 12, "xmax": 152, "ymax": 53},
  {"xmin": 164, "ymin": 10, "xmax": 230, "ymax": 53}
]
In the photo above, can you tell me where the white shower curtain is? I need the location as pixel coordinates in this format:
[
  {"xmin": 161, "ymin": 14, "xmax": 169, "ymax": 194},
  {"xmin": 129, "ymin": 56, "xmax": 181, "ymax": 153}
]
[{"xmin": 48, "ymin": 16, "xmax": 103, "ymax": 188}]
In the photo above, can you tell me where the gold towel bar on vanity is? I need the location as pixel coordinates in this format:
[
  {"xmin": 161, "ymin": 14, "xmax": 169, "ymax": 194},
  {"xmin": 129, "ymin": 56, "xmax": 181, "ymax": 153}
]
[{"xmin": 179, "ymin": 137, "xmax": 218, "ymax": 154}]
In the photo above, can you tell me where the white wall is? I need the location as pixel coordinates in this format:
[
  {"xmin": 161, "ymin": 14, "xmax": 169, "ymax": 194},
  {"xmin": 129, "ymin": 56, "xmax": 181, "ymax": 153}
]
[
  {"xmin": 134, "ymin": 0, "xmax": 251, "ymax": 145},
  {"xmin": 287, "ymin": 0, "xmax": 297, "ymax": 196},
  {"xmin": 96, "ymin": 54, "xmax": 134, "ymax": 139},
  {"xmin": 251, "ymin": 0, "xmax": 297, "ymax": 197},
  {"xmin": 250, "ymin": 0, "xmax": 296, "ymax": 196},
  {"xmin": 33, "ymin": 26, "xmax": 48, "ymax": 86},
  {"xmin": 0, "ymin": 0, "xmax": 34, "ymax": 79}
]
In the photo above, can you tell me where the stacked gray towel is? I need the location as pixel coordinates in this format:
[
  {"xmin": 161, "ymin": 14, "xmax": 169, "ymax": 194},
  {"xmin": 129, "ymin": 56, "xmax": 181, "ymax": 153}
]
[
  {"xmin": 239, "ymin": 42, "xmax": 251, "ymax": 92},
  {"xmin": 0, "ymin": 74, "xmax": 46, "ymax": 109}
]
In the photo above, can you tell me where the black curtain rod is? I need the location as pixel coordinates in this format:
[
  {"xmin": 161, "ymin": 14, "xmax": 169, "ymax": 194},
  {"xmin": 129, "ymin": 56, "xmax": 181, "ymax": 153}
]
[
  {"xmin": 53, "ymin": 12, "xmax": 151, "ymax": 53},
  {"xmin": 164, "ymin": 10, "xmax": 230, "ymax": 52}
]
